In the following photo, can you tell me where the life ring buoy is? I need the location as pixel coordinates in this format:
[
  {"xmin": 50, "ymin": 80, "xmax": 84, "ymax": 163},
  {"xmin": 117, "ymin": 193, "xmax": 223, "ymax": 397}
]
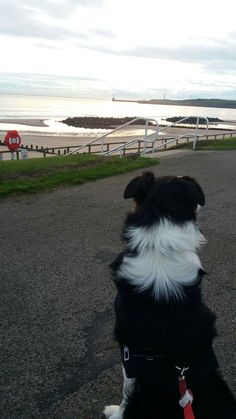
[{"xmin": 4, "ymin": 130, "xmax": 21, "ymax": 152}]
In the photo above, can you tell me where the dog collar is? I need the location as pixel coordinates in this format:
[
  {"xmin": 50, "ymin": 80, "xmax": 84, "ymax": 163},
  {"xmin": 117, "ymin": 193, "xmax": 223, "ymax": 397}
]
[{"xmin": 122, "ymin": 345, "xmax": 167, "ymax": 362}]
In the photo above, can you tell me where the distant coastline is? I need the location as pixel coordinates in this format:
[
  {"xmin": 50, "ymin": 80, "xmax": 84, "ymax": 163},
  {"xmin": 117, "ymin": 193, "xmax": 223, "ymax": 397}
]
[{"xmin": 112, "ymin": 97, "xmax": 236, "ymax": 109}]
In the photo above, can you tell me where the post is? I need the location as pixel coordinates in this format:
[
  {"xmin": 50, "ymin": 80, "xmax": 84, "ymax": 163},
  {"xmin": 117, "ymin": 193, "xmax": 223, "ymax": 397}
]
[
  {"xmin": 152, "ymin": 141, "xmax": 156, "ymax": 154},
  {"xmin": 193, "ymin": 117, "xmax": 200, "ymax": 150},
  {"xmin": 154, "ymin": 120, "xmax": 159, "ymax": 145},
  {"xmin": 144, "ymin": 119, "xmax": 148, "ymax": 140},
  {"xmin": 143, "ymin": 120, "xmax": 149, "ymax": 154},
  {"xmin": 138, "ymin": 141, "xmax": 141, "ymax": 154},
  {"xmin": 21, "ymin": 149, "xmax": 28, "ymax": 159}
]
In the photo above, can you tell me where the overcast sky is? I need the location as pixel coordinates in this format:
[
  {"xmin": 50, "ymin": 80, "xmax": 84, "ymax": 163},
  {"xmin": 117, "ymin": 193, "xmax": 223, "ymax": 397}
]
[{"xmin": 0, "ymin": 0, "xmax": 236, "ymax": 99}]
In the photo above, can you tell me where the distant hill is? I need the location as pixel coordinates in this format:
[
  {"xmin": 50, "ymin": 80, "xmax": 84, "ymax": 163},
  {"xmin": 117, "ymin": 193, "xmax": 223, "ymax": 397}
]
[{"xmin": 138, "ymin": 98, "xmax": 236, "ymax": 109}]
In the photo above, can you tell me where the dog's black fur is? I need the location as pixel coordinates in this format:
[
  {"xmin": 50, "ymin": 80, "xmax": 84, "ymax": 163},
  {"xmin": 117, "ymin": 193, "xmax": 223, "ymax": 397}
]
[{"xmin": 105, "ymin": 172, "xmax": 236, "ymax": 419}]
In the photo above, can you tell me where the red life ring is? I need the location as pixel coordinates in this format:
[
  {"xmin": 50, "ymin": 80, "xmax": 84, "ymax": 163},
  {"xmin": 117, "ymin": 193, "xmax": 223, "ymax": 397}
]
[{"xmin": 4, "ymin": 130, "xmax": 21, "ymax": 152}]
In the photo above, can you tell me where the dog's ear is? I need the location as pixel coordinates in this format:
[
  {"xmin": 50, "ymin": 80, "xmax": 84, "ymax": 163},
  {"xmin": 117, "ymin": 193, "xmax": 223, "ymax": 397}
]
[
  {"xmin": 181, "ymin": 176, "xmax": 205, "ymax": 206},
  {"xmin": 124, "ymin": 171, "xmax": 155, "ymax": 203}
]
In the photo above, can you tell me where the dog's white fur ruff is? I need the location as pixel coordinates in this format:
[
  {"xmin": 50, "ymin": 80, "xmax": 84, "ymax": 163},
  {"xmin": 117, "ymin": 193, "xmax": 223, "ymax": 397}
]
[{"xmin": 118, "ymin": 219, "xmax": 206, "ymax": 300}]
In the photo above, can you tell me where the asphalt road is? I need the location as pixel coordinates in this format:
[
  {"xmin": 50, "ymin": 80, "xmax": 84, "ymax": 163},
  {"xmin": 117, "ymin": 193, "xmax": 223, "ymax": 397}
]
[{"xmin": 0, "ymin": 150, "xmax": 235, "ymax": 418}]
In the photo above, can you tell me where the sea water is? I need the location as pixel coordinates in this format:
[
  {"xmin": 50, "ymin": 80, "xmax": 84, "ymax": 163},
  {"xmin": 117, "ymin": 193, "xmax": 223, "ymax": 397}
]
[{"xmin": 0, "ymin": 94, "xmax": 236, "ymax": 136}]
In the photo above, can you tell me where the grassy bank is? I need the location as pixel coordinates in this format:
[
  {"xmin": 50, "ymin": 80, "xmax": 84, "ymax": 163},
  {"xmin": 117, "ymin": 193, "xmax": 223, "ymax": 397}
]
[
  {"xmin": 0, "ymin": 154, "xmax": 159, "ymax": 198},
  {"xmin": 195, "ymin": 137, "xmax": 236, "ymax": 150},
  {"xmin": 171, "ymin": 137, "xmax": 236, "ymax": 151}
]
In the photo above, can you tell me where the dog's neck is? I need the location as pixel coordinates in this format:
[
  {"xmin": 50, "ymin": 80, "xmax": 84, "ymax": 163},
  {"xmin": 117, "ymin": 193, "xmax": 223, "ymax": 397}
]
[{"xmin": 118, "ymin": 218, "xmax": 206, "ymax": 300}]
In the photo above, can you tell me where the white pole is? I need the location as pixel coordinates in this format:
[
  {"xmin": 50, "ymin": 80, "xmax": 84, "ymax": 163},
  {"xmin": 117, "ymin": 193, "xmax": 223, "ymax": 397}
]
[
  {"xmin": 193, "ymin": 117, "xmax": 200, "ymax": 150},
  {"xmin": 143, "ymin": 120, "xmax": 148, "ymax": 153}
]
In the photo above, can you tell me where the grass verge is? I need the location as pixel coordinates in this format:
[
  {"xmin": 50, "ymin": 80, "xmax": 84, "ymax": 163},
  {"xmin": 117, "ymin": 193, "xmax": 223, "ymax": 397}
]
[
  {"xmin": 196, "ymin": 137, "xmax": 236, "ymax": 150},
  {"xmin": 0, "ymin": 154, "xmax": 159, "ymax": 198},
  {"xmin": 170, "ymin": 137, "xmax": 236, "ymax": 151}
]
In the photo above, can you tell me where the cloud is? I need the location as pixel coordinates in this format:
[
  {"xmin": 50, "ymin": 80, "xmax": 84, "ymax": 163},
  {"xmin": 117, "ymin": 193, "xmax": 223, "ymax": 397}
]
[
  {"xmin": 0, "ymin": 0, "xmax": 235, "ymax": 100},
  {"xmin": 125, "ymin": 43, "xmax": 236, "ymax": 64},
  {"xmin": 0, "ymin": 72, "xmax": 108, "ymax": 98},
  {"xmin": 73, "ymin": 0, "xmax": 105, "ymax": 7},
  {"xmin": 2, "ymin": 0, "xmax": 234, "ymax": 70},
  {"xmin": 80, "ymin": 38, "xmax": 236, "ymax": 66},
  {"xmin": 0, "ymin": 71, "xmax": 104, "ymax": 84},
  {"xmin": 0, "ymin": 1, "xmax": 90, "ymax": 40},
  {"xmin": 1, "ymin": 70, "xmax": 236, "ymax": 100},
  {"xmin": 1, "ymin": 0, "xmax": 104, "ymax": 19},
  {"xmin": 90, "ymin": 28, "xmax": 115, "ymax": 38},
  {"xmin": 0, "ymin": 0, "xmax": 106, "ymax": 41},
  {"xmin": 35, "ymin": 42, "xmax": 65, "ymax": 51}
]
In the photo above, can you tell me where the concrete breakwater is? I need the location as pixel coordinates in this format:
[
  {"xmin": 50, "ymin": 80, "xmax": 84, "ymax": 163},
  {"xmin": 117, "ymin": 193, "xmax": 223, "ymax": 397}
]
[
  {"xmin": 61, "ymin": 116, "xmax": 228, "ymax": 131},
  {"xmin": 61, "ymin": 116, "xmax": 155, "ymax": 129}
]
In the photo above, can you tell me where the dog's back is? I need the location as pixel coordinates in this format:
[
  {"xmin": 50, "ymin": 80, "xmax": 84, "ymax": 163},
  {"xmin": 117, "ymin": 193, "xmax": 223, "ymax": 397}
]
[
  {"xmin": 113, "ymin": 264, "xmax": 236, "ymax": 419},
  {"xmin": 104, "ymin": 172, "xmax": 236, "ymax": 419}
]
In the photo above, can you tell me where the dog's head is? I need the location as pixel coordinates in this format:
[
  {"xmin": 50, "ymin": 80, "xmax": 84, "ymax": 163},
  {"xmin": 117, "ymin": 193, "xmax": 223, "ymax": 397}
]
[{"xmin": 124, "ymin": 171, "xmax": 205, "ymax": 225}]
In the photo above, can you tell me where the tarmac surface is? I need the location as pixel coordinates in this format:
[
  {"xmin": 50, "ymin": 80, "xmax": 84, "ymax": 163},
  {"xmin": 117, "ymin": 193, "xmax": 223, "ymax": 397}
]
[{"xmin": 0, "ymin": 150, "xmax": 235, "ymax": 418}]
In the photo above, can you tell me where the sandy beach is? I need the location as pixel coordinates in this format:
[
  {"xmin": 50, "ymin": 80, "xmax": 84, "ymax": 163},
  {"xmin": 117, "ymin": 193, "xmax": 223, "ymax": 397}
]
[{"xmin": 0, "ymin": 118, "xmax": 48, "ymax": 127}]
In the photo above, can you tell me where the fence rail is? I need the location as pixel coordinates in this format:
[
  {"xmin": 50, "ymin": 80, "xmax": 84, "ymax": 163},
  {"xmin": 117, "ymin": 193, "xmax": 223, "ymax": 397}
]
[{"xmin": 0, "ymin": 130, "xmax": 236, "ymax": 160}]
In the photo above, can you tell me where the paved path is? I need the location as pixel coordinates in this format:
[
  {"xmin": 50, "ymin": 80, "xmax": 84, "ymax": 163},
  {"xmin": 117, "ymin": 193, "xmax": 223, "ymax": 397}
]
[{"xmin": 0, "ymin": 150, "xmax": 235, "ymax": 418}]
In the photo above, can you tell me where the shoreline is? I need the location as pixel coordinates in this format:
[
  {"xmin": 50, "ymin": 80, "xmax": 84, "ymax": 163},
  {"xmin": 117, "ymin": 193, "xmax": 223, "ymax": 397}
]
[
  {"xmin": 0, "ymin": 118, "xmax": 47, "ymax": 127},
  {"xmin": 113, "ymin": 97, "xmax": 236, "ymax": 109},
  {"xmin": 1, "ymin": 116, "xmax": 236, "ymax": 129},
  {"xmin": 0, "ymin": 118, "xmax": 235, "ymax": 151}
]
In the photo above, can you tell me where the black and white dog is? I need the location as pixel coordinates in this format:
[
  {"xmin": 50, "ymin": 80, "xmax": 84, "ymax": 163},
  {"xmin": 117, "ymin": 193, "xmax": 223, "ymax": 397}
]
[{"xmin": 103, "ymin": 172, "xmax": 236, "ymax": 419}]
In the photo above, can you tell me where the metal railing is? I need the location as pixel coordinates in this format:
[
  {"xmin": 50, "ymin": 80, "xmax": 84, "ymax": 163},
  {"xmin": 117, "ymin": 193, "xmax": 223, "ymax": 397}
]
[
  {"xmin": 64, "ymin": 117, "xmax": 159, "ymax": 156},
  {"xmin": 142, "ymin": 116, "xmax": 209, "ymax": 155},
  {"xmin": 0, "ymin": 116, "xmax": 213, "ymax": 160},
  {"xmin": 102, "ymin": 116, "xmax": 209, "ymax": 156}
]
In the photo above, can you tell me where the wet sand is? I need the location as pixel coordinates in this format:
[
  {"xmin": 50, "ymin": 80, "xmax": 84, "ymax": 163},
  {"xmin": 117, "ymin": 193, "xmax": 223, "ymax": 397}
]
[{"xmin": 0, "ymin": 118, "xmax": 47, "ymax": 127}]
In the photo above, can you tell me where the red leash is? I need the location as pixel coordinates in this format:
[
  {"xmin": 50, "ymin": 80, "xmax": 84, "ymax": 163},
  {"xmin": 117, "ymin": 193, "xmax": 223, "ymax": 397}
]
[{"xmin": 177, "ymin": 367, "xmax": 195, "ymax": 419}]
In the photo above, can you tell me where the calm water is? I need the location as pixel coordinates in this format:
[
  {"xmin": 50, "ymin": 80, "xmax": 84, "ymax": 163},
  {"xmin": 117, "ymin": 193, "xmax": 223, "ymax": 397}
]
[{"xmin": 1, "ymin": 94, "xmax": 236, "ymax": 136}]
